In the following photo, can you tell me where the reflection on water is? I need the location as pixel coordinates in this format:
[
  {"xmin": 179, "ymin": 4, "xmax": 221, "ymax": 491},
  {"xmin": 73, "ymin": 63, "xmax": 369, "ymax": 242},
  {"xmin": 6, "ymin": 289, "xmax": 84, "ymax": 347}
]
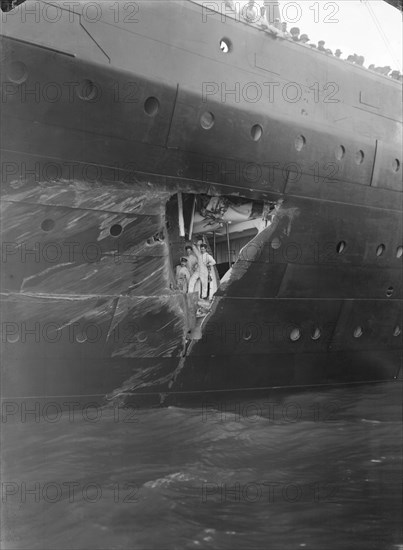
[{"xmin": 1, "ymin": 382, "xmax": 402, "ymax": 550}]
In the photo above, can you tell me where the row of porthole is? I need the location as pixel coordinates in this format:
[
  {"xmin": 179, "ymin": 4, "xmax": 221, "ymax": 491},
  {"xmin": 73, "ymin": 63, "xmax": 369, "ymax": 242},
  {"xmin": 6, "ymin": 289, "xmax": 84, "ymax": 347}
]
[
  {"xmin": 73, "ymin": 75, "xmax": 398, "ymax": 173},
  {"xmin": 38, "ymin": 220, "xmax": 403, "ymax": 263},
  {"xmin": 273, "ymin": 239, "xmax": 403, "ymax": 260},
  {"xmin": 73, "ymin": 79, "xmax": 399, "ymax": 172},
  {"xmin": 12, "ymin": 56, "xmax": 399, "ymax": 172},
  {"xmin": 77, "ymin": 81, "xmax": 161, "ymax": 118},
  {"xmin": 218, "ymin": 37, "xmax": 401, "ymax": 166},
  {"xmin": 6, "ymin": 64, "xmax": 162, "ymax": 117},
  {"xmin": 287, "ymin": 325, "xmax": 401, "ymax": 342},
  {"xmin": 8, "ymin": 61, "xmax": 400, "ymax": 172},
  {"xmin": 38, "ymin": 220, "xmax": 398, "ymax": 297},
  {"xmin": 5, "ymin": 325, "xmax": 400, "ymax": 344},
  {"xmin": 49, "ymin": 325, "xmax": 403, "ymax": 343},
  {"xmin": 200, "ymin": 111, "xmax": 401, "ymax": 171},
  {"xmin": 338, "ymin": 241, "xmax": 403, "ymax": 259}
]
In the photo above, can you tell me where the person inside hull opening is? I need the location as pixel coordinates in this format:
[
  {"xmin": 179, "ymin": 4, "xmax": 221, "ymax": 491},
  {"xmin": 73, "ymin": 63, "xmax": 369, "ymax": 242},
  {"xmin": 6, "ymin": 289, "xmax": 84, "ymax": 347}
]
[
  {"xmin": 188, "ymin": 242, "xmax": 216, "ymax": 300},
  {"xmin": 175, "ymin": 257, "xmax": 190, "ymax": 294},
  {"xmin": 185, "ymin": 245, "xmax": 198, "ymax": 275}
]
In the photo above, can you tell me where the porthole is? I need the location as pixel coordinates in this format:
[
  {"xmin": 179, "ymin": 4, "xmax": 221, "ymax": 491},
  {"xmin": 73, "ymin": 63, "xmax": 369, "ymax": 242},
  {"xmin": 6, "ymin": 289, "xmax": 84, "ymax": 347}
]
[
  {"xmin": 271, "ymin": 237, "xmax": 281, "ymax": 249},
  {"xmin": 76, "ymin": 333, "xmax": 88, "ymax": 344},
  {"xmin": 397, "ymin": 246, "xmax": 403, "ymax": 259},
  {"xmin": 41, "ymin": 219, "xmax": 55, "ymax": 232},
  {"xmin": 392, "ymin": 159, "xmax": 400, "ymax": 173},
  {"xmin": 353, "ymin": 326, "xmax": 363, "ymax": 338},
  {"xmin": 337, "ymin": 241, "xmax": 346, "ymax": 254},
  {"xmin": 335, "ymin": 145, "xmax": 345, "ymax": 161},
  {"xmin": 290, "ymin": 328, "xmax": 301, "ymax": 342},
  {"xmin": 386, "ymin": 287, "xmax": 394, "ymax": 298},
  {"xmin": 200, "ymin": 111, "xmax": 215, "ymax": 130},
  {"xmin": 110, "ymin": 224, "xmax": 123, "ymax": 237},
  {"xmin": 393, "ymin": 326, "xmax": 401, "ymax": 337},
  {"xmin": 77, "ymin": 79, "xmax": 98, "ymax": 101},
  {"xmin": 7, "ymin": 61, "xmax": 28, "ymax": 84},
  {"xmin": 220, "ymin": 38, "xmax": 232, "ymax": 53},
  {"xmin": 376, "ymin": 244, "xmax": 385, "ymax": 257},
  {"xmin": 311, "ymin": 328, "xmax": 321, "ymax": 341},
  {"xmin": 144, "ymin": 96, "xmax": 160, "ymax": 117},
  {"xmin": 251, "ymin": 124, "xmax": 263, "ymax": 142},
  {"xmin": 295, "ymin": 135, "xmax": 306, "ymax": 152},
  {"xmin": 355, "ymin": 150, "xmax": 364, "ymax": 165}
]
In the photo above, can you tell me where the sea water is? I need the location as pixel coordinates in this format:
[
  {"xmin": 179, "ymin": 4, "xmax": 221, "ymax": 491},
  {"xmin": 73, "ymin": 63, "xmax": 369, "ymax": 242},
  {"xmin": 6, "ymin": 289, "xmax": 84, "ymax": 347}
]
[{"xmin": 1, "ymin": 381, "xmax": 402, "ymax": 550}]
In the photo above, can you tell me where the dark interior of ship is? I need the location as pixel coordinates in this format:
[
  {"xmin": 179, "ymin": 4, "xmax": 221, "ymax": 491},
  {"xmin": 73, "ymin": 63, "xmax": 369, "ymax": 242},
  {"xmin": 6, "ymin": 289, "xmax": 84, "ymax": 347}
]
[{"xmin": 166, "ymin": 192, "xmax": 275, "ymax": 281}]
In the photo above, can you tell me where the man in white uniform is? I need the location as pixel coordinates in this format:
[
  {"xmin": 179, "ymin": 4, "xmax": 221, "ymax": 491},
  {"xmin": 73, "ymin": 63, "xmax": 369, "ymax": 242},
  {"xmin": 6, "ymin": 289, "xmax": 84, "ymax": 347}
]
[
  {"xmin": 188, "ymin": 243, "xmax": 216, "ymax": 300},
  {"xmin": 199, "ymin": 243, "xmax": 216, "ymax": 299},
  {"xmin": 185, "ymin": 245, "xmax": 198, "ymax": 275}
]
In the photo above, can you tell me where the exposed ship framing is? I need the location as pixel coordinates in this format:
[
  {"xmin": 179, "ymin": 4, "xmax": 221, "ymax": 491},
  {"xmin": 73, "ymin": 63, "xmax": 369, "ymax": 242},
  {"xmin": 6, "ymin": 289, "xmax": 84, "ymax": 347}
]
[{"xmin": 0, "ymin": 0, "xmax": 402, "ymax": 409}]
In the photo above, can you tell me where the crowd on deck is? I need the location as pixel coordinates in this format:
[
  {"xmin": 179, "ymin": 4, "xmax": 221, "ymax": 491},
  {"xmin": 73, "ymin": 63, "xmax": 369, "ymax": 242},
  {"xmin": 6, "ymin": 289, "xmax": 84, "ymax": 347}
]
[
  {"xmin": 279, "ymin": 23, "xmax": 402, "ymax": 80},
  {"xmin": 223, "ymin": 0, "xmax": 402, "ymax": 81}
]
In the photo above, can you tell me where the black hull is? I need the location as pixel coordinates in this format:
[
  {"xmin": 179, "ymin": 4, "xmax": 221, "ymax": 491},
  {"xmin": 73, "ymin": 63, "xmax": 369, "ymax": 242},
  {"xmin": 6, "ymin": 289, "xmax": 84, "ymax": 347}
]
[{"xmin": 1, "ymin": 1, "xmax": 402, "ymax": 410}]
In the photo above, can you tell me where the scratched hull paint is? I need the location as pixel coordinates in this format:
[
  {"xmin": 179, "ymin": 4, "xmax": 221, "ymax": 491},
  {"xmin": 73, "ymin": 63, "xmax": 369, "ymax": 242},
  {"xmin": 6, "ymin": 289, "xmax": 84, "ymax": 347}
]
[
  {"xmin": 2, "ymin": 180, "xmax": 191, "ymax": 406},
  {"xmin": 1, "ymin": 1, "xmax": 402, "ymax": 409}
]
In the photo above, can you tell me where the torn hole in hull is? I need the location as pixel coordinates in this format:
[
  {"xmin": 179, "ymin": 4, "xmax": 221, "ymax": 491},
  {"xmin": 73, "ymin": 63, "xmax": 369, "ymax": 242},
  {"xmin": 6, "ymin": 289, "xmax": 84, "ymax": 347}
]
[{"xmin": 165, "ymin": 192, "xmax": 278, "ymax": 340}]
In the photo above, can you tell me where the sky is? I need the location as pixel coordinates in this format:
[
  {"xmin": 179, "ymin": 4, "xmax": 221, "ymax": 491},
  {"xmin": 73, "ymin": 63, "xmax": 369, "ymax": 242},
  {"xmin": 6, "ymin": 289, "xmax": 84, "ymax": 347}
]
[{"xmin": 277, "ymin": 0, "xmax": 402, "ymax": 69}]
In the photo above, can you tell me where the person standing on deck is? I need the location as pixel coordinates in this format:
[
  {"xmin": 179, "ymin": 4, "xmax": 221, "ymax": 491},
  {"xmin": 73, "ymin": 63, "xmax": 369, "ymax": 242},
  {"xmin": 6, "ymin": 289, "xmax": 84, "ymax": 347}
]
[
  {"xmin": 175, "ymin": 258, "xmax": 190, "ymax": 294},
  {"xmin": 281, "ymin": 22, "xmax": 291, "ymax": 38},
  {"xmin": 299, "ymin": 34, "xmax": 310, "ymax": 45},
  {"xmin": 188, "ymin": 243, "xmax": 216, "ymax": 300},
  {"xmin": 199, "ymin": 243, "xmax": 216, "ymax": 300},
  {"xmin": 185, "ymin": 245, "xmax": 198, "ymax": 275},
  {"xmin": 290, "ymin": 27, "xmax": 300, "ymax": 41},
  {"xmin": 318, "ymin": 40, "xmax": 326, "ymax": 52}
]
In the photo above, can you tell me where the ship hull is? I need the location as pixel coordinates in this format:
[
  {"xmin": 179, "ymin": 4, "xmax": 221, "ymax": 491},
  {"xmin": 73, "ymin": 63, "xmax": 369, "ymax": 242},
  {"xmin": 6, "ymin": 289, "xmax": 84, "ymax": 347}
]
[{"xmin": 1, "ymin": 1, "xmax": 402, "ymax": 411}]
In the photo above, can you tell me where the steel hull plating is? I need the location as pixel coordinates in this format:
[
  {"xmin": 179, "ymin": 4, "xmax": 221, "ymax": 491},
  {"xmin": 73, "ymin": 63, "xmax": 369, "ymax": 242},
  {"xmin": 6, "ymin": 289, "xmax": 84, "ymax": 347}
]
[{"xmin": 1, "ymin": 1, "xmax": 402, "ymax": 409}]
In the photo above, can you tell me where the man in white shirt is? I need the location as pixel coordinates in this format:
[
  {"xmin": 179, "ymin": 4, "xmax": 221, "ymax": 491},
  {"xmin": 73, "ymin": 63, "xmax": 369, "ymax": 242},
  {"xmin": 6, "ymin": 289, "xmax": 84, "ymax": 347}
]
[
  {"xmin": 199, "ymin": 244, "xmax": 216, "ymax": 299},
  {"xmin": 188, "ymin": 243, "xmax": 217, "ymax": 300},
  {"xmin": 185, "ymin": 245, "xmax": 198, "ymax": 274}
]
